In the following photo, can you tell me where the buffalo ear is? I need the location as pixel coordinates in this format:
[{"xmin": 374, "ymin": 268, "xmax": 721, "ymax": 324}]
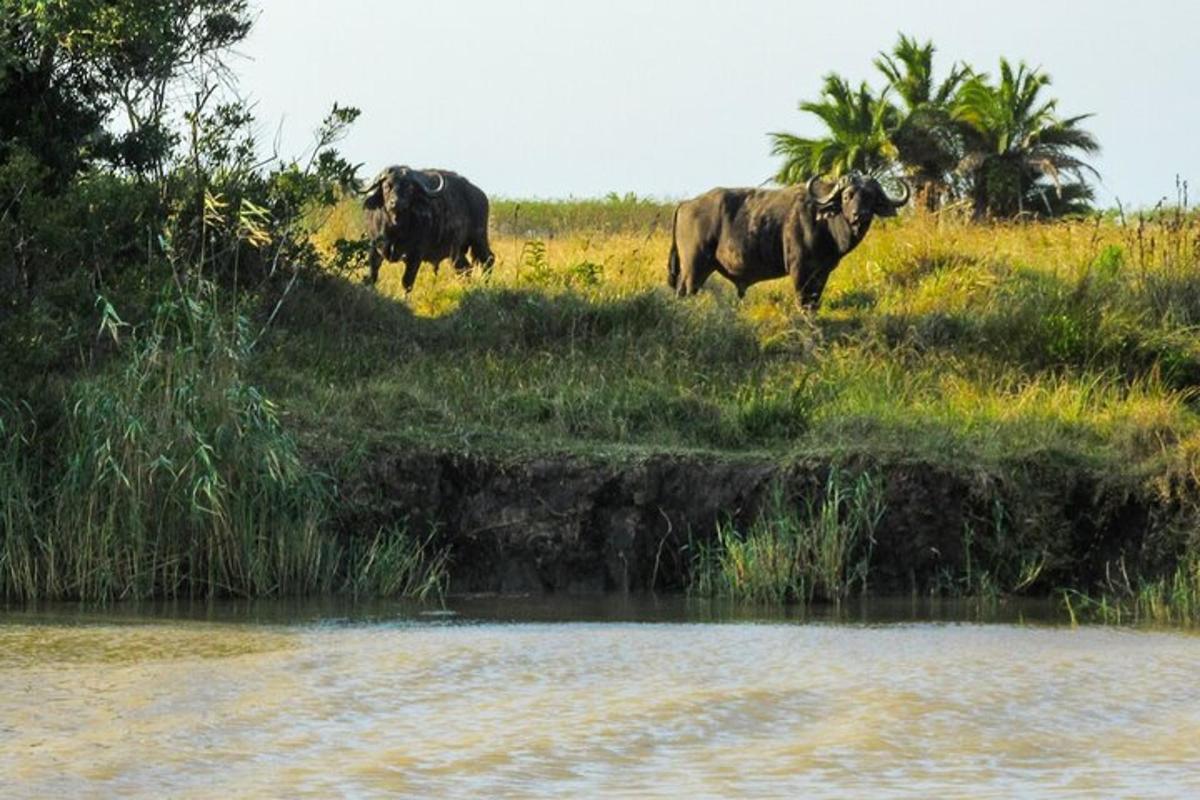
[
  {"xmin": 363, "ymin": 185, "xmax": 384, "ymax": 210},
  {"xmin": 874, "ymin": 195, "xmax": 899, "ymax": 218}
]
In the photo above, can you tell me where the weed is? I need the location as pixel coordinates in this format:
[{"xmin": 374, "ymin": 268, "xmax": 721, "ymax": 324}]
[
  {"xmin": 690, "ymin": 470, "xmax": 885, "ymax": 604},
  {"xmin": 348, "ymin": 523, "xmax": 450, "ymax": 601},
  {"xmin": 1062, "ymin": 557, "xmax": 1200, "ymax": 625}
]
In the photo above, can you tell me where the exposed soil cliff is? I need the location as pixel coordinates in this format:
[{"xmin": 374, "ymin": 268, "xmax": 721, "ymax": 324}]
[{"xmin": 335, "ymin": 448, "xmax": 1163, "ymax": 596}]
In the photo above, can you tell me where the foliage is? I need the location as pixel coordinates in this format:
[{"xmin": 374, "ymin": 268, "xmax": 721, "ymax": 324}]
[
  {"xmin": 771, "ymin": 75, "xmax": 899, "ymax": 184},
  {"xmin": 954, "ymin": 59, "xmax": 1100, "ymax": 218},
  {"xmin": 162, "ymin": 100, "xmax": 362, "ymax": 288},
  {"xmin": 0, "ymin": 9, "xmax": 362, "ymax": 391},
  {"xmin": 873, "ymin": 34, "xmax": 970, "ymax": 210},
  {"xmin": 0, "ymin": 0, "xmax": 253, "ymax": 179},
  {"xmin": 0, "ymin": 2, "xmax": 456, "ymax": 602},
  {"xmin": 690, "ymin": 472, "xmax": 885, "ymax": 604},
  {"xmin": 770, "ymin": 33, "xmax": 1099, "ymax": 219}
]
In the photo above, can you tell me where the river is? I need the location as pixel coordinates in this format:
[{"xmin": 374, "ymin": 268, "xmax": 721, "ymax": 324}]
[{"xmin": 2, "ymin": 596, "xmax": 1198, "ymax": 798}]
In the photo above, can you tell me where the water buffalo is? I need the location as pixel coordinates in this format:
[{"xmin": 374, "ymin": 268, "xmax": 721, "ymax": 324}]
[
  {"xmin": 667, "ymin": 173, "xmax": 909, "ymax": 308},
  {"xmin": 361, "ymin": 165, "xmax": 495, "ymax": 292}
]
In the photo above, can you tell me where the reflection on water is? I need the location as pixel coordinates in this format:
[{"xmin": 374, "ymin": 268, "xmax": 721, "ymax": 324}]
[{"xmin": 2, "ymin": 597, "xmax": 1198, "ymax": 798}]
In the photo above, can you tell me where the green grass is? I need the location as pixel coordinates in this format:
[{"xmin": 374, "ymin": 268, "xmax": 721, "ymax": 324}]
[
  {"xmin": 261, "ymin": 245, "xmax": 1200, "ymax": 482},
  {"xmin": 689, "ymin": 470, "xmax": 885, "ymax": 604},
  {"xmin": 276, "ymin": 199, "xmax": 1200, "ymax": 609},
  {"xmin": 299, "ymin": 199, "xmax": 1200, "ymax": 467},
  {"xmin": 0, "ymin": 281, "xmax": 448, "ymax": 602},
  {"xmin": 490, "ymin": 194, "xmax": 675, "ymax": 237},
  {"xmin": 348, "ymin": 524, "xmax": 449, "ymax": 602},
  {"xmin": 1063, "ymin": 557, "xmax": 1200, "ymax": 625}
]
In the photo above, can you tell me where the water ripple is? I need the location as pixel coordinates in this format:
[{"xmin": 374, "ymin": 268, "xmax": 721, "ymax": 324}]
[{"xmin": 1, "ymin": 620, "xmax": 1198, "ymax": 798}]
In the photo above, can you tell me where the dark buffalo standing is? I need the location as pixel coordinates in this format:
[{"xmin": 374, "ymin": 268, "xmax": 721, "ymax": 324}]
[
  {"xmin": 667, "ymin": 173, "xmax": 909, "ymax": 308},
  {"xmin": 361, "ymin": 165, "xmax": 495, "ymax": 291}
]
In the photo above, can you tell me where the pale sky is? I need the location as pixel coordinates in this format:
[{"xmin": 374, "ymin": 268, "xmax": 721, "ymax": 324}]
[{"xmin": 238, "ymin": 1, "xmax": 1199, "ymax": 207}]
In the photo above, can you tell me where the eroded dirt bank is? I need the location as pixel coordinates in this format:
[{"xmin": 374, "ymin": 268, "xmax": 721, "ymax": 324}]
[{"xmin": 332, "ymin": 448, "xmax": 1177, "ymax": 596}]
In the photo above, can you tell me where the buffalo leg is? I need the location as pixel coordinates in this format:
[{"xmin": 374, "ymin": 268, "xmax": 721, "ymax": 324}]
[
  {"xmin": 793, "ymin": 267, "xmax": 831, "ymax": 310},
  {"xmin": 453, "ymin": 251, "xmax": 472, "ymax": 274},
  {"xmin": 679, "ymin": 251, "xmax": 717, "ymax": 296},
  {"xmin": 401, "ymin": 258, "xmax": 421, "ymax": 294},
  {"xmin": 366, "ymin": 248, "xmax": 383, "ymax": 286},
  {"xmin": 470, "ymin": 237, "xmax": 496, "ymax": 273}
]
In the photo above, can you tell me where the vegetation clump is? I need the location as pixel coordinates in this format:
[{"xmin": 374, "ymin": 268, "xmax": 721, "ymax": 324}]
[
  {"xmin": 771, "ymin": 34, "xmax": 1099, "ymax": 218},
  {"xmin": 0, "ymin": 0, "xmax": 445, "ymax": 602},
  {"xmin": 690, "ymin": 471, "xmax": 885, "ymax": 604}
]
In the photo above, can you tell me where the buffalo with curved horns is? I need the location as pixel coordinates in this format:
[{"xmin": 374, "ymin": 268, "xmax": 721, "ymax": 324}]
[
  {"xmin": 667, "ymin": 173, "xmax": 908, "ymax": 308},
  {"xmin": 360, "ymin": 165, "xmax": 495, "ymax": 292}
]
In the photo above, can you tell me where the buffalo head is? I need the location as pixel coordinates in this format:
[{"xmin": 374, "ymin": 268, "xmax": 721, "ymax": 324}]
[
  {"xmin": 361, "ymin": 165, "xmax": 445, "ymax": 219},
  {"xmin": 806, "ymin": 172, "xmax": 909, "ymax": 234}
]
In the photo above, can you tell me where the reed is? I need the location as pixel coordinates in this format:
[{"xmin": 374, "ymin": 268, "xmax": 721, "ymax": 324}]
[
  {"xmin": 0, "ymin": 281, "xmax": 448, "ymax": 601},
  {"xmin": 0, "ymin": 401, "xmax": 41, "ymax": 594},
  {"xmin": 1063, "ymin": 557, "xmax": 1200, "ymax": 626},
  {"xmin": 348, "ymin": 524, "xmax": 450, "ymax": 602},
  {"xmin": 690, "ymin": 470, "xmax": 885, "ymax": 604}
]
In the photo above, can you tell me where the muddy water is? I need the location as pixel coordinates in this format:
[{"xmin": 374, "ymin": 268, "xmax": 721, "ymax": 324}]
[{"xmin": 2, "ymin": 598, "xmax": 1199, "ymax": 798}]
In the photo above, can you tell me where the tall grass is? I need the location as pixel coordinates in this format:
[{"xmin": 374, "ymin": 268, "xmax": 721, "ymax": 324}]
[
  {"xmin": 348, "ymin": 524, "xmax": 449, "ymax": 601},
  {"xmin": 690, "ymin": 470, "xmax": 885, "ymax": 604},
  {"xmin": 40, "ymin": 282, "xmax": 331, "ymax": 599},
  {"xmin": 1063, "ymin": 557, "xmax": 1200, "ymax": 626},
  {"xmin": 298, "ymin": 197, "xmax": 1200, "ymax": 471},
  {"xmin": 0, "ymin": 281, "xmax": 449, "ymax": 601},
  {"xmin": 0, "ymin": 401, "xmax": 41, "ymax": 593},
  {"xmin": 491, "ymin": 194, "xmax": 675, "ymax": 237}
]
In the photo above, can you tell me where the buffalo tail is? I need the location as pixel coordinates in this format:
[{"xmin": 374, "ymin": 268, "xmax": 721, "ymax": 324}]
[{"xmin": 667, "ymin": 206, "xmax": 680, "ymax": 289}]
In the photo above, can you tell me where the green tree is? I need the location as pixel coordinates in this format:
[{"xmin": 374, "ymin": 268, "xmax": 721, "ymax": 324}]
[
  {"xmin": 0, "ymin": 1, "xmax": 252, "ymax": 182},
  {"xmin": 769, "ymin": 74, "xmax": 899, "ymax": 185},
  {"xmin": 873, "ymin": 34, "xmax": 970, "ymax": 210},
  {"xmin": 1, "ymin": 0, "xmax": 363, "ymax": 388},
  {"xmin": 769, "ymin": 36, "xmax": 1100, "ymax": 219},
  {"xmin": 953, "ymin": 59, "xmax": 1099, "ymax": 218}
]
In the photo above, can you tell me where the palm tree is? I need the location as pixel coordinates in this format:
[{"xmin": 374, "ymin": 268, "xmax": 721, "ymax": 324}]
[
  {"xmin": 953, "ymin": 59, "xmax": 1099, "ymax": 218},
  {"xmin": 769, "ymin": 74, "xmax": 898, "ymax": 185},
  {"xmin": 873, "ymin": 35, "xmax": 970, "ymax": 210}
]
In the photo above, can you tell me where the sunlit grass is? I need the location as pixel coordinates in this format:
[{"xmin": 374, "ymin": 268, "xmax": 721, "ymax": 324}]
[{"xmin": 297, "ymin": 198, "xmax": 1200, "ymax": 478}]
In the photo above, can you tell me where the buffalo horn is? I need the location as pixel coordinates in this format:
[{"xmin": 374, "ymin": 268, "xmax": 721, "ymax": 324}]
[
  {"xmin": 360, "ymin": 168, "xmax": 390, "ymax": 196},
  {"xmin": 412, "ymin": 170, "xmax": 446, "ymax": 195},
  {"xmin": 885, "ymin": 178, "xmax": 911, "ymax": 207},
  {"xmin": 806, "ymin": 175, "xmax": 841, "ymax": 206}
]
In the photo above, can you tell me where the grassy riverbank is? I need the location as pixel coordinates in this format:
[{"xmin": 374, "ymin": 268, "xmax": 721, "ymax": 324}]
[
  {"xmin": 253, "ymin": 196, "xmax": 1200, "ymax": 616},
  {"xmin": 4, "ymin": 196, "xmax": 1200, "ymax": 615}
]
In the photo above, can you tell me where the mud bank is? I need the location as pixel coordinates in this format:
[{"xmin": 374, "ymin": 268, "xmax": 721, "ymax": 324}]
[{"xmin": 335, "ymin": 448, "xmax": 1171, "ymax": 595}]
